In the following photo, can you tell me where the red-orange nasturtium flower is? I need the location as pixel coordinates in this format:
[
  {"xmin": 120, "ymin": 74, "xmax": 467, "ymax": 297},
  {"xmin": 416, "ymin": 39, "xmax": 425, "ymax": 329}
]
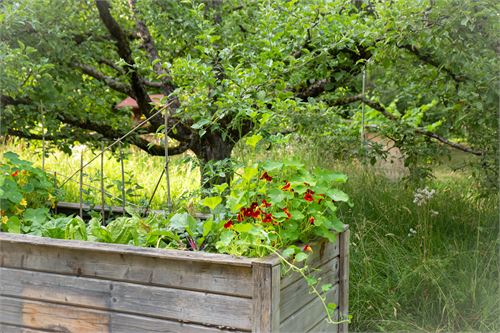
[
  {"xmin": 303, "ymin": 245, "xmax": 313, "ymax": 252},
  {"xmin": 283, "ymin": 207, "xmax": 291, "ymax": 219},
  {"xmin": 251, "ymin": 208, "xmax": 261, "ymax": 219},
  {"xmin": 281, "ymin": 182, "xmax": 291, "ymax": 191},
  {"xmin": 237, "ymin": 213, "xmax": 243, "ymax": 222},
  {"xmin": 261, "ymin": 199, "xmax": 272, "ymax": 207},
  {"xmin": 224, "ymin": 220, "xmax": 234, "ymax": 229},
  {"xmin": 304, "ymin": 192, "xmax": 314, "ymax": 202},
  {"xmin": 263, "ymin": 213, "xmax": 273, "ymax": 223},
  {"xmin": 11, "ymin": 170, "xmax": 19, "ymax": 177},
  {"xmin": 260, "ymin": 172, "xmax": 272, "ymax": 181},
  {"xmin": 309, "ymin": 216, "xmax": 315, "ymax": 225}
]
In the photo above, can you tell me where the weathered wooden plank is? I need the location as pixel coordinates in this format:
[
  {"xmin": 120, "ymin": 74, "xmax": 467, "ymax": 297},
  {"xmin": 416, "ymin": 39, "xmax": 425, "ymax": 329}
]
[
  {"xmin": 337, "ymin": 228, "xmax": 350, "ymax": 333},
  {"xmin": 252, "ymin": 262, "xmax": 281, "ymax": 333},
  {"xmin": 279, "ymin": 285, "xmax": 339, "ymax": 333},
  {"xmin": 0, "ymin": 241, "xmax": 253, "ymax": 297},
  {"xmin": 307, "ymin": 316, "xmax": 340, "ymax": 333},
  {"xmin": 0, "ymin": 267, "xmax": 253, "ymax": 330},
  {"xmin": 56, "ymin": 202, "xmax": 211, "ymax": 220},
  {"xmin": 0, "ymin": 323, "xmax": 56, "ymax": 333},
  {"xmin": 280, "ymin": 258, "xmax": 339, "ymax": 322},
  {"xmin": 0, "ymin": 233, "xmax": 253, "ymax": 267},
  {"xmin": 0, "ymin": 296, "xmax": 249, "ymax": 333},
  {"xmin": 280, "ymin": 239, "xmax": 339, "ymax": 290}
]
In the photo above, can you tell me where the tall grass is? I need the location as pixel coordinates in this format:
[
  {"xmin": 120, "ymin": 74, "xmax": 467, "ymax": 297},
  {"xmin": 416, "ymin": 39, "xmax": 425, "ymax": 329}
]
[
  {"xmin": 1, "ymin": 139, "xmax": 498, "ymax": 332},
  {"xmin": 265, "ymin": 142, "xmax": 499, "ymax": 332}
]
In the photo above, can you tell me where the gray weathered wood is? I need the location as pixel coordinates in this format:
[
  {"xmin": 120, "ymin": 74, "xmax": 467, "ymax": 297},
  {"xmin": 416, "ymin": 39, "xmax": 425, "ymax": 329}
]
[
  {"xmin": 252, "ymin": 262, "xmax": 281, "ymax": 333},
  {"xmin": 0, "ymin": 232, "xmax": 253, "ymax": 266},
  {"xmin": 338, "ymin": 227, "xmax": 350, "ymax": 333},
  {"xmin": 279, "ymin": 285, "xmax": 339, "ymax": 333},
  {"xmin": 0, "ymin": 267, "xmax": 253, "ymax": 330},
  {"xmin": 0, "ymin": 296, "xmax": 249, "ymax": 333},
  {"xmin": 0, "ymin": 323, "xmax": 55, "ymax": 333},
  {"xmin": 0, "ymin": 241, "xmax": 253, "ymax": 297},
  {"xmin": 280, "ymin": 239, "xmax": 339, "ymax": 290},
  {"xmin": 280, "ymin": 257, "xmax": 339, "ymax": 322},
  {"xmin": 307, "ymin": 314, "xmax": 340, "ymax": 333}
]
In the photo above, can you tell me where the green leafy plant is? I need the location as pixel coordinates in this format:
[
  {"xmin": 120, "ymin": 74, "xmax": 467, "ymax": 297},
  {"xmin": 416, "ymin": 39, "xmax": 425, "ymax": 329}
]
[{"xmin": 0, "ymin": 151, "xmax": 59, "ymax": 232}]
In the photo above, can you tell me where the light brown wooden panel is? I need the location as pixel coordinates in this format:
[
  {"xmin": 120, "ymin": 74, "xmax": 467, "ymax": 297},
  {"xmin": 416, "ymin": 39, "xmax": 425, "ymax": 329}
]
[
  {"xmin": 280, "ymin": 257, "xmax": 339, "ymax": 322},
  {"xmin": 0, "ymin": 267, "xmax": 253, "ymax": 330},
  {"xmin": 0, "ymin": 241, "xmax": 253, "ymax": 297},
  {"xmin": 0, "ymin": 296, "xmax": 249, "ymax": 333},
  {"xmin": 252, "ymin": 262, "xmax": 280, "ymax": 333}
]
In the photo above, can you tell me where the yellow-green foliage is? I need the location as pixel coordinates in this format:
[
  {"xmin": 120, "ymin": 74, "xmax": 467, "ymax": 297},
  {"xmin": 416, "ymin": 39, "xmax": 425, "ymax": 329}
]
[{"xmin": 0, "ymin": 140, "xmax": 199, "ymax": 210}]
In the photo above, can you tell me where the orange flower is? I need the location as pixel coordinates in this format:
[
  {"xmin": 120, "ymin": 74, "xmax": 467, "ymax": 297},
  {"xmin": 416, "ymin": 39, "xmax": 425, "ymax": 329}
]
[
  {"xmin": 309, "ymin": 216, "xmax": 315, "ymax": 225},
  {"xmin": 11, "ymin": 170, "xmax": 19, "ymax": 177},
  {"xmin": 303, "ymin": 245, "xmax": 313, "ymax": 252},
  {"xmin": 224, "ymin": 220, "xmax": 234, "ymax": 229}
]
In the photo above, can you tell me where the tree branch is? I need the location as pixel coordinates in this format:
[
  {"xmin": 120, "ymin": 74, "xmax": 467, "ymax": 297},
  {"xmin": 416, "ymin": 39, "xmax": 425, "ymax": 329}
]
[
  {"xmin": 128, "ymin": 0, "xmax": 175, "ymax": 94},
  {"xmin": 72, "ymin": 63, "xmax": 132, "ymax": 95},
  {"xmin": 95, "ymin": 0, "xmax": 153, "ymax": 118},
  {"xmin": 399, "ymin": 44, "xmax": 467, "ymax": 83},
  {"xmin": 327, "ymin": 94, "xmax": 484, "ymax": 156}
]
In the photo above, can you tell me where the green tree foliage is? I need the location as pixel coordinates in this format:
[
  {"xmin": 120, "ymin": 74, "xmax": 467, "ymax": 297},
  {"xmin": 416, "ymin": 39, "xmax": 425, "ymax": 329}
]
[{"xmin": 0, "ymin": 0, "xmax": 497, "ymax": 188}]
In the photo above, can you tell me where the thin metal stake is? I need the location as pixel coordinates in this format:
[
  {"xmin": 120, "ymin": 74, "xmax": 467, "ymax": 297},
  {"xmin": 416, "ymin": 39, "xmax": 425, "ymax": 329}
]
[
  {"xmin": 53, "ymin": 172, "xmax": 58, "ymax": 215},
  {"xmin": 100, "ymin": 142, "xmax": 105, "ymax": 221},
  {"xmin": 119, "ymin": 143, "xmax": 126, "ymax": 216},
  {"xmin": 79, "ymin": 152, "xmax": 84, "ymax": 219},
  {"xmin": 164, "ymin": 111, "xmax": 172, "ymax": 213},
  {"xmin": 361, "ymin": 66, "xmax": 367, "ymax": 148},
  {"xmin": 41, "ymin": 105, "xmax": 45, "ymax": 171}
]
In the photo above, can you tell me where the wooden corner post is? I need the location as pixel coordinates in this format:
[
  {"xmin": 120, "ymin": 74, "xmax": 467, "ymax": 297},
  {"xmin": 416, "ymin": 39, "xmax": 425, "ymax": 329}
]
[
  {"xmin": 252, "ymin": 260, "xmax": 281, "ymax": 333},
  {"xmin": 338, "ymin": 226, "xmax": 350, "ymax": 333}
]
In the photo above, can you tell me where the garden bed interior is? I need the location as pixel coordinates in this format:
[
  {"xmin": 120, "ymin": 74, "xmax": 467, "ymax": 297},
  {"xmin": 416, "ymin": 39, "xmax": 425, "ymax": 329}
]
[{"xmin": 0, "ymin": 227, "xmax": 349, "ymax": 333}]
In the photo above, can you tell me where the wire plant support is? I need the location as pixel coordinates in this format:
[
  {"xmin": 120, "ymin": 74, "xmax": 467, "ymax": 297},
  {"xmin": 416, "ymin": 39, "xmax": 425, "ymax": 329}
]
[{"xmin": 50, "ymin": 100, "xmax": 176, "ymax": 219}]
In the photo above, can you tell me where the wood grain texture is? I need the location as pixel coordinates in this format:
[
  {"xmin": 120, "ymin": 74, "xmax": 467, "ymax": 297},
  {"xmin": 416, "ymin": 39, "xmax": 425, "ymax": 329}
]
[
  {"xmin": 252, "ymin": 262, "xmax": 281, "ymax": 333},
  {"xmin": 279, "ymin": 286, "xmax": 338, "ymax": 333},
  {"xmin": 0, "ymin": 296, "xmax": 249, "ymax": 333},
  {"xmin": 0, "ymin": 233, "xmax": 253, "ymax": 266},
  {"xmin": 0, "ymin": 241, "xmax": 253, "ymax": 297},
  {"xmin": 0, "ymin": 323, "xmax": 56, "ymax": 333},
  {"xmin": 338, "ymin": 228, "xmax": 350, "ymax": 333},
  {"xmin": 280, "ymin": 239, "xmax": 339, "ymax": 290},
  {"xmin": 280, "ymin": 257, "xmax": 339, "ymax": 322},
  {"xmin": 0, "ymin": 268, "xmax": 253, "ymax": 330}
]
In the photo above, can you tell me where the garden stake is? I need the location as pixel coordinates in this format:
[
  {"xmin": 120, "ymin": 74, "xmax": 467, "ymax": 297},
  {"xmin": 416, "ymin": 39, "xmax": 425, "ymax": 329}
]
[
  {"xmin": 41, "ymin": 105, "xmax": 45, "ymax": 171},
  {"xmin": 101, "ymin": 142, "xmax": 105, "ymax": 221},
  {"xmin": 120, "ymin": 143, "xmax": 126, "ymax": 216},
  {"xmin": 164, "ymin": 110, "xmax": 172, "ymax": 213},
  {"xmin": 361, "ymin": 66, "xmax": 367, "ymax": 160},
  {"xmin": 53, "ymin": 171, "xmax": 57, "ymax": 214},
  {"xmin": 144, "ymin": 168, "xmax": 165, "ymax": 216},
  {"xmin": 79, "ymin": 152, "xmax": 83, "ymax": 219}
]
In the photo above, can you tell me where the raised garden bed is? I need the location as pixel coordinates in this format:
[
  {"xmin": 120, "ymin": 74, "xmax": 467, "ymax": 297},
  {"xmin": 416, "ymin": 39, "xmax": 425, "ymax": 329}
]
[{"xmin": 0, "ymin": 227, "xmax": 349, "ymax": 333}]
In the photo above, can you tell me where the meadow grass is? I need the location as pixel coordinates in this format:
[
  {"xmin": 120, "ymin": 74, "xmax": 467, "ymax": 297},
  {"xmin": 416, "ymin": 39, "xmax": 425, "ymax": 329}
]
[{"xmin": 1, "ymin": 139, "xmax": 498, "ymax": 332}]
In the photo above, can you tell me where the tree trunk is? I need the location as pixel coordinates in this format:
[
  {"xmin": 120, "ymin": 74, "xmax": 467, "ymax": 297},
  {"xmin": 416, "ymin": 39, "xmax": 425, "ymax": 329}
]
[{"xmin": 190, "ymin": 132, "xmax": 235, "ymax": 189}]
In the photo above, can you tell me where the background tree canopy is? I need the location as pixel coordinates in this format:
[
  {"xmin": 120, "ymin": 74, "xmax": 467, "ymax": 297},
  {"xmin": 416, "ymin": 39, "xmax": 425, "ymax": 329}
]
[{"xmin": 1, "ymin": 0, "xmax": 498, "ymax": 189}]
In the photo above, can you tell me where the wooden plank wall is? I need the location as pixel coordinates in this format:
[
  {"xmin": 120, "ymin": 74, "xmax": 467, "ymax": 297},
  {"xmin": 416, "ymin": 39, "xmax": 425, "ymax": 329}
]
[
  {"xmin": 0, "ymin": 234, "xmax": 254, "ymax": 333},
  {"xmin": 278, "ymin": 231, "xmax": 347, "ymax": 333},
  {"xmin": 0, "ymin": 227, "xmax": 349, "ymax": 333}
]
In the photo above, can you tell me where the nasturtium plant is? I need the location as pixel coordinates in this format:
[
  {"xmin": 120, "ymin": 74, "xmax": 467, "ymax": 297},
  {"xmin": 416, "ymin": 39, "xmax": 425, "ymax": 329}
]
[
  {"xmin": 0, "ymin": 151, "xmax": 59, "ymax": 232},
  {"xmin": 214, "ymin": 158, "xmax": 350, "ymax": 257}
]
